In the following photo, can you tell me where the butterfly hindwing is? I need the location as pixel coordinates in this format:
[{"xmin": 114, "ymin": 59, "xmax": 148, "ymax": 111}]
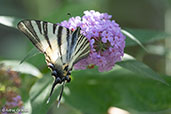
[{"xmin": 17, "ymin": 20, "xmax": 90, "ymax": 69}]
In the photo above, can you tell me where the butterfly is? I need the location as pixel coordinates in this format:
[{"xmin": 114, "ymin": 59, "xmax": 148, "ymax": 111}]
[{"xmin": 17, "ymin": 20, "xmax": 90, "ymax": 107}]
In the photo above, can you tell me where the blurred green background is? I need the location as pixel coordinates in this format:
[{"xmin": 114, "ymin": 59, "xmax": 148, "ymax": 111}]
[{"xmin": 0, "ymin": 0, "xmax": 171, "ymax": 114}]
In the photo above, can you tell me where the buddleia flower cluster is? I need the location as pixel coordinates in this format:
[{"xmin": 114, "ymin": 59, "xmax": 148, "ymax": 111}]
[{"xmin": 60, "ymin": 10, "xmax": 125, "ymax": 72}]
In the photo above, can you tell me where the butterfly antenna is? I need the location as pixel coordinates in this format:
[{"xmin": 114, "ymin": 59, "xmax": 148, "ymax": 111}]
[
  {"xmin": 57, "ymin": 81, "xmax": 65, "ymax": 108},
  {"xmin": 46, "ymin": 78, "xmax": 58, "ymax": 104}
]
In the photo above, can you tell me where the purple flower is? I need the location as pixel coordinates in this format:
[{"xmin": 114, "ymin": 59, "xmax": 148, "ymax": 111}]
[
  {"xmin": 101, "ymin": 31, "xmax": 114, "ymax": 44},
  {"xmin": 3, "ymin": 94, "xmax": 23, "ymax": 112},
  {"xmin": 13, "ymin": 95, "xmax": 21, "ymax": 102},
  {"xmin": 60, "ymin": 10, "xmax": 125, "ymax": 72}
]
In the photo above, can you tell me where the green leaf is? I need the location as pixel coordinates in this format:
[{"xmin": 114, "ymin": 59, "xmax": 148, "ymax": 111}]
[
  {"xmin": 20, "ymin": 48, "xmax": 40, "ymax": 64},
  {"xmin": 116, "ymin": 54, "xmax": 168, "ymax": 85},
  {"xmin": 64, "ymin": 68, "xmax": 171, "ymax": 114},
  {"xmin": 0, "ymin": 60, "xmax": 42, "ymax": 78},
  {"xmin": 122, "ymin": 29, "xmax": 148, "ymax": 51},
  {"xmin": 0, "ymin": 16, "xmax": 21, "ymax": 28},
  {"xmin": 124, "ymin": 28, "xmax": 171, "ymax": 47}
]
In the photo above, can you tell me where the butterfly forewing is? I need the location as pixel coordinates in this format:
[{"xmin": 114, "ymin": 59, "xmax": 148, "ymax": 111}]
[{"xmin": 17, "ymin": 20, "xmax": 90, "ymax": 70}]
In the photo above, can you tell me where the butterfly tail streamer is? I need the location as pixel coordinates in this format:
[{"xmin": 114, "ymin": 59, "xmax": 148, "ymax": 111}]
[
  {"xmin": 57, "ymin": 81, "xmax": 65, "ymax": 108},
  {"xmin": 46, "ymin": 78, "xmax": 59, "ymax": 104}
]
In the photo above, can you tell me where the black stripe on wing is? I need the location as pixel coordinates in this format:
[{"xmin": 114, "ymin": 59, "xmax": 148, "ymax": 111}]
[
  {"xmin": 68, "ymin": 28, "xmax": 90, "ymax": 68},
  {"xmin": 53, "ymin": 24, "xmax": 57, "ymax": 34},
  {"xmin": 71, "ymin": 27, "xmax": 80, "ymax": 49},
  {"xmin": 72, "ymin": 35, "xmax": 90, "ymax": 65},
  {"xmin": 17, "ymin": 20, "xmax": 43, "ymax": 51},
  {"xmin": 56, "ymin": 26, "xmax": 73, "ymax": 64},
  {"xmin": 57, "ymin": 26, "xmax": 63, "ymax": 61},
  {"xmin": 73, "ymin": 43, "xmax": 90, "ymax": 64},
  {"xmin": 68, "ymin": 27, "xmax": 81, "ymax": 61},
  {"xmin": 17, "ymin": 20, "xmax": 56, "ymax": 53},
  {"xmin": 43, "ymin": 21, "xmax": 52, "ymax": 49},
  {"xmin": 74, "ymin": 37, "xmax": 89, "ymax": 56},
  {"xmin": 26, "ymin": 21, "xmax": 41, "ymax": 43},
  {"xmin": 35, "ymin": 21, "xmax": 42, "ymax": 34},
  {"xmin": 66, "ymin": 28, "xmax": 70, "ymax": 61}
]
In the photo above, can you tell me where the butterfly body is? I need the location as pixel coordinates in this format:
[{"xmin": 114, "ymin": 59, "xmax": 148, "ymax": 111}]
[{"xmin": 17, "ymin": 19, "xmax": 90, "ymax": 105}]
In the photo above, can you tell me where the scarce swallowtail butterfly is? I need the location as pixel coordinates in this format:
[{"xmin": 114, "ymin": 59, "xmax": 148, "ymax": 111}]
[{"xmin": 17, "ymin": 20, "xmax": 90, "ymax": 107}]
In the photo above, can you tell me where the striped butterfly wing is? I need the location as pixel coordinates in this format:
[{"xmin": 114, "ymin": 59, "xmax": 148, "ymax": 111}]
[
  {"xmin": 17, "ymin": 20, "xmax": 90, "ymax": 69},
  {"xmin": 67, "ymin": 27, "xmax": 90, "ymax": 69}
]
